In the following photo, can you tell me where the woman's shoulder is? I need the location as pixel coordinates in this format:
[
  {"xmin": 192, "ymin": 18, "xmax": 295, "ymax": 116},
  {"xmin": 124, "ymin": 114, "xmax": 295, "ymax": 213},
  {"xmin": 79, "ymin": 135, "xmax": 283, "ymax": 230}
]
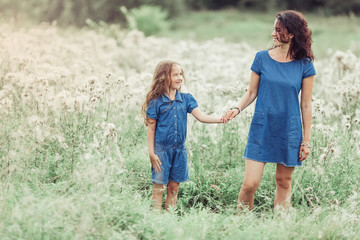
[
  {"xmin": 257, "ymin": 50, "xmax": 269, "ymax": 54},
  {"xmin": 303, "ymin": 57, "xmax": 313, "ymax": 64},
  {"xmin": 256, "ymin": 50, "xmax": 269, "ymax": 56},
  {"xmin": 253, "ymin": 50, "xmax": 269, "ymax": 61}
]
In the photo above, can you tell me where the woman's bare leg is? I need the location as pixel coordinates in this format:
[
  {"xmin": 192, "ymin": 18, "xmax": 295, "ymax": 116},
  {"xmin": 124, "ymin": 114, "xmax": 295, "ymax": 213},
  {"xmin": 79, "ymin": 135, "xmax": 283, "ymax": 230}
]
[
  {"xmin": 274, "ymin": 163, "xmax": 294, "ymax": 210},
  {"xmin": 237, "ymin": 159, "xmax": 266, "ymax": 210}
]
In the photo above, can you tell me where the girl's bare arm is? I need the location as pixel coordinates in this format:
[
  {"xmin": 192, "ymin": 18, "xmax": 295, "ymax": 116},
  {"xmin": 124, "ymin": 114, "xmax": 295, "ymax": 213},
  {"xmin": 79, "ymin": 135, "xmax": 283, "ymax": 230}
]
[
  {"xmin": 147, "ymin": 119, "xmax": 162, "ymax": 172},
  {"xmin": 191, "ymin": 108, "xmax": 223, "ymax": 123}
]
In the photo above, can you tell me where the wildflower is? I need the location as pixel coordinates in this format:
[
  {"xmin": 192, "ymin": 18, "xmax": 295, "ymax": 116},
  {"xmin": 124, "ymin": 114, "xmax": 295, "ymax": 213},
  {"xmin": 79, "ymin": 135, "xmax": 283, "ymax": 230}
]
[
  {"xmin": 319, "ymin": 153, "xmax": 327, "ymax": 161},
  {"xmin": 87, "ymin": 76, "xmax": 97, "ymax": 85},
  {"xmin": 103, "ymin": 122, "xmax": 117, "ymax": 141}
]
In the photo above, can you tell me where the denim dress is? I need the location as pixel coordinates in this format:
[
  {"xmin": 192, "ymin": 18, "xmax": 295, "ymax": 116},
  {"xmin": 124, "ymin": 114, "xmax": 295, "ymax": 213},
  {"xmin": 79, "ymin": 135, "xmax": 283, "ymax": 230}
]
[{"xmin": 244, "ymin": 50, "xmax": 316, "ymax": 167}]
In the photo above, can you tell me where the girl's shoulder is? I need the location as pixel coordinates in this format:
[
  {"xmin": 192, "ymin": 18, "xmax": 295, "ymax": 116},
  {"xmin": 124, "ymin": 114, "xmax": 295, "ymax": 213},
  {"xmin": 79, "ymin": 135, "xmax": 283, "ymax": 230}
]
[
  {"xmin": 179, "ymin": 92, "xmax": 191, "ymax": 97},
  {"xmin": 148, "ymin": 96, "xmax": 162, "ymax": 107},
  {"xmin": 179, "ymin": 92, "xmax": 196, "ymax": 100}
]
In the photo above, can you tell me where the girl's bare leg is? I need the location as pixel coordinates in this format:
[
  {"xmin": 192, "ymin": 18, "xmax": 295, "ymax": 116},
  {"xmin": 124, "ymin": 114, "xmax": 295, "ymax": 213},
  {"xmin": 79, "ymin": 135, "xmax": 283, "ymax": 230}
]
[
  {"xmin": 152, "ymin": 183, "xmax": 165, "ymax": 210},
  {"xmin": 165, "ymin": 180, "xmax": 179, "ymax": 210},
  {"xmin": 237, "ymin": 159, "xmax": 266, "ymax": 210}
]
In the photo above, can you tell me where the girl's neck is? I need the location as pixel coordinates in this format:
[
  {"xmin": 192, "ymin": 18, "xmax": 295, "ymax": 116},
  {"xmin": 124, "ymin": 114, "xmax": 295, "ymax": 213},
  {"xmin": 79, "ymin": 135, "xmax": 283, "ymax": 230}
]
[{"xmin": 165, "ymin": 89, "xmax": 177, "ymax": 101}]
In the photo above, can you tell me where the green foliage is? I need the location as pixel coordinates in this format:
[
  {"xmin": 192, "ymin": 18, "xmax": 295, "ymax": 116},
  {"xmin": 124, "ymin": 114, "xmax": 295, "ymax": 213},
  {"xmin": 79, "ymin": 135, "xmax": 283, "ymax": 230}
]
[
  {"xmin": 121, "ymin": 5, "xmax": 171, "ymax": 36},
  {"xmin": 1, "ymin": 0, "xmax": 360, "ymax": 28},
  {"xmin": 323, "ymin": 0, "xmax": 360, "ymax": 15}
]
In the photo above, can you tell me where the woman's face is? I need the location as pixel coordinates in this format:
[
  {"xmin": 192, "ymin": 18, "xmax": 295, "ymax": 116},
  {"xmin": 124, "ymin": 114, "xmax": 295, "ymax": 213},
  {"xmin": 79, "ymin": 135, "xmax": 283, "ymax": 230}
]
[{"xmin": 272, "ymin": 19, "xmax": 293, "ymax": 47}]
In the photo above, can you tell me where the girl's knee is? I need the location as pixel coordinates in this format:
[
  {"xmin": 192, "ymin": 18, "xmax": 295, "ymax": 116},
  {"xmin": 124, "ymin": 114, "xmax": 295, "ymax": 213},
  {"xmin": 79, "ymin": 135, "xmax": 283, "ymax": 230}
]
[
  {"xmin": 153, "ymin": 184, "xmax": 166, "ymax": 193},
  {"xmin": 167, "ymin": 186, "xmax": 179, "ymax": 195},
  {"xmin": 166, "ymin": 182, "xmax": 179, "ymax": 195}
]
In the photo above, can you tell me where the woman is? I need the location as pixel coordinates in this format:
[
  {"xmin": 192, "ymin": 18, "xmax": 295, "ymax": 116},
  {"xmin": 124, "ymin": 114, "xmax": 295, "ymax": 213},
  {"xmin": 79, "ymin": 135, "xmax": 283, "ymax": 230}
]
[{"xmin": 223, "ymin": 10, "xmax": 315, "ymax": 210}]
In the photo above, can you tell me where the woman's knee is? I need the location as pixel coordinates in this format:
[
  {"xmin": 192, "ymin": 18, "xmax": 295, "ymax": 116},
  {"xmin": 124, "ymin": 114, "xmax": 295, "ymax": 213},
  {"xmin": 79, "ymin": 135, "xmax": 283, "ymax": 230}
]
[
  {"xmin": 241, "ymin": 180, "xmax": 260, "ymax": 194},
  {"xmin": 275, "ymin": 176, "xmax": 292, "ymax": 190}
]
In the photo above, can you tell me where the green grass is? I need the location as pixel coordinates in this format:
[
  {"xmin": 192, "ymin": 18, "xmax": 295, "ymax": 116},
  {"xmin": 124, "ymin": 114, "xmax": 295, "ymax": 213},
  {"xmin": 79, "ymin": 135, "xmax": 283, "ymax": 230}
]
[
  {"xmin": 0, "ymin": 19, "xmax": 359, "ymax": 239},
  {"xmin": 157, "ymin": 9, "xmax": 360, "ymax": 57}
]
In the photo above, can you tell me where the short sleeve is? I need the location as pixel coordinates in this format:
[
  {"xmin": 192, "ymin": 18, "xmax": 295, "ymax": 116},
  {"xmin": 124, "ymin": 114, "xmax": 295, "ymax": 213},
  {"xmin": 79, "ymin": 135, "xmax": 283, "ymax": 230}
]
[
  {"xmin": 146, "ymin": 99, "xmax": 159, "ymax": 120},
  {"xmin": 186, "ymin": 93, "xmax": 198, "ymax": 113},
  {"xmin": 303, "ymin": 59, "xmax": 316, "ymax": 78},
  {"xmin": 251, "ymin": 52, "xmax": 262, "ymax": 75}
]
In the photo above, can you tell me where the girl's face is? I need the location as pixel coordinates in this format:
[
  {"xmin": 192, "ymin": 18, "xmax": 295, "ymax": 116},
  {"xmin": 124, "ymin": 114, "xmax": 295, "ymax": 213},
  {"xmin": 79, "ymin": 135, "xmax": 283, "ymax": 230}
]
[
  {"xmin": 271, "ymin": 19, "xmax": 293, "ymax": 47},
  {"xmin": 169, "ymin": 64, "xmax": 183, "ymax": 91}
]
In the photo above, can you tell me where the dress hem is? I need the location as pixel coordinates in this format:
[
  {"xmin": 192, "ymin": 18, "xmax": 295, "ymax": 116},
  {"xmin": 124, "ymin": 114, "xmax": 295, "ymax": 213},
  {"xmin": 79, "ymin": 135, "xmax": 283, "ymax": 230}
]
[{"xmin": 242, "ymin": 155, "xmax": 302, "ymax": 167}]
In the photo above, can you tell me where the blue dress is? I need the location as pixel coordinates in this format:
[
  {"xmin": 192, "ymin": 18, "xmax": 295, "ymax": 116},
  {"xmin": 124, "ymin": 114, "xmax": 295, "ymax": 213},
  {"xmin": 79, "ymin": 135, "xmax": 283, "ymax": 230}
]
[{"xmin": 244, "ymin": 50, "xmax": 316, "ymax": 167}]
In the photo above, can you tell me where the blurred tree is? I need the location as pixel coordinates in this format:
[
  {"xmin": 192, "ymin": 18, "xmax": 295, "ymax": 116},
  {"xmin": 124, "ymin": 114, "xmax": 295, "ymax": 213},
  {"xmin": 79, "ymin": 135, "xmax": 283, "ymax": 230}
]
[
  {"xmin": 324, "ymin": 0, "xmax": 360, "ymax": 15},
  {"xmin": 0, "ymin": 0, "xmax": 19, "ymax": 20},
  {"xmin": 1, "ymin": 0, "xmax": 360, "ymax": 26},
  {"xmin": 284, "ymin": 0, "xmax": 324, "ymax": 12},
  {"xmin": 138, "ymin": 0, "xmax": 187, "ymax": 16},
  {"xmin": 185, "ymin": 0, "xmax": 240, "ymax": 10},
  {"xmin": 122, "ymin": 5, "xmax": 170, "ymax": 35},
  {"xmin": 238, "ymin": 0, "xmax": 269, "ymax": 10}
]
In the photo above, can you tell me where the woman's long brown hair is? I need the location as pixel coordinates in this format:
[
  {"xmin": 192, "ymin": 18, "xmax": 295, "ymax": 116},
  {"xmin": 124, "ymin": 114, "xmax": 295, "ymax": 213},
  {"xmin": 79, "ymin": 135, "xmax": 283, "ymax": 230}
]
[
  {"xmin": 274, "ymin": 10, "xmax": 314, "ymax": 61},
  {"xmin": 141, "ymin": 60, "xmax": 185, "ymax": 125}
]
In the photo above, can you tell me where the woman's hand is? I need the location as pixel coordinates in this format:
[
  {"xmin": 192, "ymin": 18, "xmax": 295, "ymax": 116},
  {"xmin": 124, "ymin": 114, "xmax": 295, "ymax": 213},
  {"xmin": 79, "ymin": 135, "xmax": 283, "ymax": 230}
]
[
  {"xmin": 299, "ymin": 144, "xmax": 310, "ymax": 161},
  {"xmin": 150, "ymin": 153, "xmax": 162, "ymax": 172},
  {"xmin": 221, "ymin": 109, "xmax": 239, "ymax": 123}
]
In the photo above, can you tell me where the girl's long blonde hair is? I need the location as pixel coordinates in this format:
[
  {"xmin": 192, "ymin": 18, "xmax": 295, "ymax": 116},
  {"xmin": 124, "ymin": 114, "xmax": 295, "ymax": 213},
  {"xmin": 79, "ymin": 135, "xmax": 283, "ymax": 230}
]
[{"xmin": 141, "ymin": 60, "xmax": 185, "ymax": 125}]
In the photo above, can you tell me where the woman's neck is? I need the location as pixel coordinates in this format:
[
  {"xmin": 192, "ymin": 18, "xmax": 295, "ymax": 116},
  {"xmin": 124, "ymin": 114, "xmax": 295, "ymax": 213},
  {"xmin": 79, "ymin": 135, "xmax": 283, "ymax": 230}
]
[
  {"xmin": 279, "ymin": 44, "xmax": 290, "ymax": 54},
  {"xmin": 271, "ymin": 45, "xmax": 292, "ymax": 62}
]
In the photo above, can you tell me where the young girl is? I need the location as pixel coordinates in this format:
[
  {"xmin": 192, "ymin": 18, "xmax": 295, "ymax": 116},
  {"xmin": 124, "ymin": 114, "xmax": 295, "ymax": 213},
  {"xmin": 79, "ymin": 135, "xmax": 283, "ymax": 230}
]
[{"xmin": 142, "ymin": 60, "xmax": 223, "ymax": 210}]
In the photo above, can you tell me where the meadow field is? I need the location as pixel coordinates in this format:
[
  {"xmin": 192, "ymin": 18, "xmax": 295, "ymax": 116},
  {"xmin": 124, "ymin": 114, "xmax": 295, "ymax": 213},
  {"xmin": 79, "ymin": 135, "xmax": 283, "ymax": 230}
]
[{"xmin": 0, "ymin": 12, "xmax": 360, "ymax": 239}]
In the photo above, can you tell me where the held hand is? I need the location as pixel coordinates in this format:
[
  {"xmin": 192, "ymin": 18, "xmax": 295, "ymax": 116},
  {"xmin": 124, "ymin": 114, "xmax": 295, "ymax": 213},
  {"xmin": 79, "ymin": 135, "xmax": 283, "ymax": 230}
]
[
  {"xmin": 221, "ymin": 111, "xmax": 229, "ymax": 123},
  {"xmin": 299, "ymin": 144, "xmax": 310, "ymax": 161},
  {"xmin": 150, "ymin": 154, "xmax": 162, "ymax": 172},
  {"xmin": 221, "ymin": 109, "xmax": 238, "ymax": 123},
  {"xmin": 221, "ymin": 110, "xmax": 232, "ymax": 123},
  {"xmin": 228, "ymin": 109, "xmax": 239, "ymax": 120}
]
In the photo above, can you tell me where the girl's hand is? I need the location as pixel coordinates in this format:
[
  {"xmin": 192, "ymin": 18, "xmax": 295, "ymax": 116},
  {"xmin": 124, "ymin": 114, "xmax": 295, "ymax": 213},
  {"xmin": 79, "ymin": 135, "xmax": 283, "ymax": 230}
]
[
  {"xmin": 150, "ymin": 154, "xmax": 162, "ymax": 172},
  {"xmin": 299, "ymin": 144, "xmax": 310, "ymax": 161}
]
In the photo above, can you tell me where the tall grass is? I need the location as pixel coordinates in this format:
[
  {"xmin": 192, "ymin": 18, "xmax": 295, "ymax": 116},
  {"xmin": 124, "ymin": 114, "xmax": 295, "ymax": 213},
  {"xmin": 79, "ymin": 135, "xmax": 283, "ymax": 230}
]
[{"xmin": 0, "ymin": 19, "xmax": 359, "ymax": 239}]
